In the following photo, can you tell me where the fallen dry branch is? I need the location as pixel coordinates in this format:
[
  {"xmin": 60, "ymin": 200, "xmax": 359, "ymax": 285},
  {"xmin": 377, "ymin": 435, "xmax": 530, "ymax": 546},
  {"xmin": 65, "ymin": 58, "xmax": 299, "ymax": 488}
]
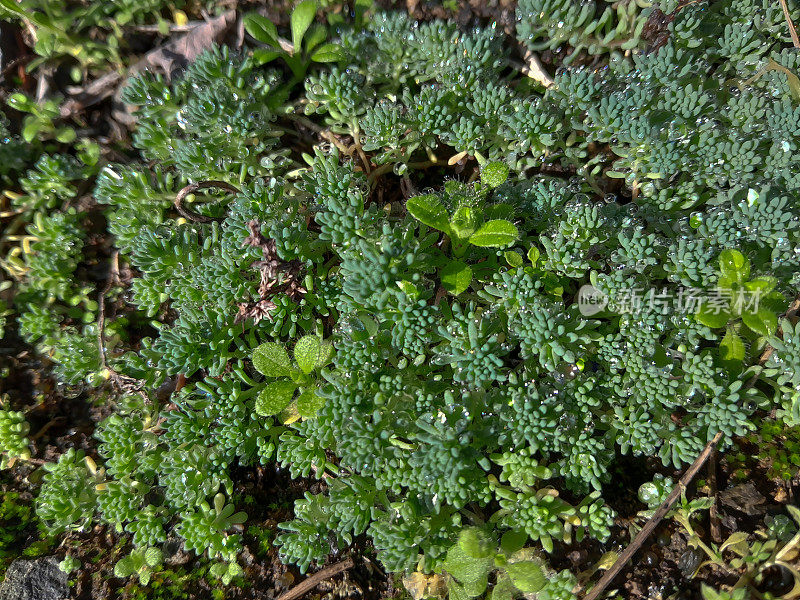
[
  {"xmin": 60, "ymin": 70, "xmax": 123, "ymax": 118},
  {"xmin": 780, "ymin": 0, "xmax": 800, "ymax": 48},
  {"xmin": 582, "ymin": 431, "xmax": 724, "ymax": 600},
  {"xmin": 276, "ymin": 558, "xmax": 355, "ymax": 600},
  {"xmin": 585, "ymin": 309, "xmax": 799, "ymax": 600},
  {"xmin": 708, "ymin": 445, "xmax": 722, "ymax": 544}
]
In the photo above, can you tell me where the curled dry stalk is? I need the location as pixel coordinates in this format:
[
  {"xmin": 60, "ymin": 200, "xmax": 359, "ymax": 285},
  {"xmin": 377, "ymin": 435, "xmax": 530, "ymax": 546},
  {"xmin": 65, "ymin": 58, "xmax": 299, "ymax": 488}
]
[
  {"xmin": 173, "ymin": 180, "xmax": 241, "ymax": 223},
  {"xmin": 351, "ymin": 128, "xmax": 372, "ymax": 175},
  {"xmin": 95, "ymin": 252, "xmax": 149, "ymax": 404}
]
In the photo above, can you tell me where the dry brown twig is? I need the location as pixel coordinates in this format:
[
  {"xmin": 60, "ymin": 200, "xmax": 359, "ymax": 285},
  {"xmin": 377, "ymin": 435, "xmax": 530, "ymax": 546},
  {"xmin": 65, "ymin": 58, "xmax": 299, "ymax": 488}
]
[
  {"xmin": 582, "ymin": 431, "xmax": 724, "ymax": 600},
  {"xmin": 351, "ymin": 129, "xmax": 372, "ymax": 174},
  {"xmin": 95, "ymin": 254, "xmax": 159, "ymax": 402},
  {"xmin": 585, "ymin": 304, "xmax": 798, "ymax": 600},
  {"xmin": 276, "ymin": 558, "xmax": 355, "ymax": 600},
  {"xmin": 96, "ymin": 251, "xmax": 137, "ymax": 390},
  {"xmin": 780, "ymin": 0, "xmax": 800, "ymax": 48},
  {"xmin": 97, "ymin": 251, "xmax": 121, "ymax": 372},
  {"xmin": 708, "ymin": 446, "xmax": 722, "ymax": 544},
  {"xmin": 319, "ymin": 130, "xmax": 354, "ymax": 157}
]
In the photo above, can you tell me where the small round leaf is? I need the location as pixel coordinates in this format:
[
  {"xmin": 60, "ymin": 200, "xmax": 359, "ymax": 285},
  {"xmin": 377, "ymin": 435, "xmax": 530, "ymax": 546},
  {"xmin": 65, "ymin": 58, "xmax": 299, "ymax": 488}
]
[
  {"xmin": 294, "ymin": 335, "xmax": 324, "ymax": 374},
  {"xmin": 407, "ymin": 194, "xmax": 450, "ymax": 232},
  {"xmin": 296, "ymin": 389, "xmax": 326, "ymax": 418},
  {"xmin": 244, "ymin": 14, "xmax": 279, "ymax": 46}
]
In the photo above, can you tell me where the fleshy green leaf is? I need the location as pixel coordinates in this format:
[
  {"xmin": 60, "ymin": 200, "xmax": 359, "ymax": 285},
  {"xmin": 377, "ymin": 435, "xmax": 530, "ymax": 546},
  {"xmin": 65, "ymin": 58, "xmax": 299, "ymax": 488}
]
[
  {"xmin": 448, "ymin": 581, "xmax": 478, "ymax": 600},
  {"xmin": 500, "ymin": 530, "xmax": 527, "ymax": 556},
  {"xmin": 469, "ymin": 220, "xmax": 519, "ymax": 248},
  {"xmin": 406, "ymin": 194, "xmax": 450, "ymax": 232},
  {"xmin": 294, "ymin": 335, "xmax": 324, "ymax": 374},
  {"xmin": 701, "ymin": 584, "xmax": 723, "ymax": 600},
  {"xmin": 719, "ymin": 328, "xmax": 745, "ymax": 375},
  {"xmin": 55, "ymin": 127, "xmax": 76, "ymax": 143},
  {"xmin": 7, "ymin": 92, "xmax": 32, "ymax": 111},
  {"xmin": 253, "ymin": 48, "xmax": 284, "ymax": 65},
  {"xmin": 291, "ymin": 0, "xmax": 317, "ymax": 53},
  {"xmin": 253, "ymin": 48, "xmax": 282, "ymax": 65},
  {"xmin": 113, "ymin": 559, "xmax": 131, "ymax": 578},
  {"xmin": 252, "ymin": 342, "xmax": 293, "ymax": 377},
  {"xmin": 719, "ymin": 531, "xmax": 749, "ymax": 552},
  {"xmin": 458, "ymin": 528, "xmax": 494, "ymax": 559},
  {"xmin": 255, "ymin": 380, "xmax": 297, "ymax": 416},
  {"xmin": 21, "ymin": 119, "xmax": 42, "ymax": 143},
  {"xmin": 144, "ymin": 548, "xmax": 163, "ymax": 567},
  {"xmin": 316, "ymin": 342, "xmax": 334, "ymax": 368},
  {"xmin": 491, "ymin": 573, "xmax": 516, "ymax": 600},
  {"xmin": 303, "ymin": 23, "xmax": 327, "ymax": 52},
  {"xmin": 450, "ymin": 207, "xmax": 479, "ymax": 239},
  {"xmin": 744, "ymin": 276, "xmax": 778, "ymax": 294},
  {"xmin": 357, "ymin": 313, "xmax": 378, "ymax": 337},
  {"xmin": 527, "ymin": 246, "xmax": 540, "ymax": 265},
  {"xmin": 441, "ymin": 261, "xmax": 473, "ymax": 296},
  {"xmin": 279, "ymin": 401, "xmax": 300, "ymax": 425},
  {"xmin": 397, "ymin": 280, "xmax": 420, "ymax": 300},
  {"xmin": 442, "ymin": 544, "xmax": 493, "ymax": 588},
  {"xmin": 504, "ymin": 251, "xmax": 523, "ymax": 268},
  {"xmin": 0, "ymin": 0, "xmax": 28, "ymax": 18},
  {"xmin": 244, "ymin": 14, "xmax": 279, "ymax": 46}
]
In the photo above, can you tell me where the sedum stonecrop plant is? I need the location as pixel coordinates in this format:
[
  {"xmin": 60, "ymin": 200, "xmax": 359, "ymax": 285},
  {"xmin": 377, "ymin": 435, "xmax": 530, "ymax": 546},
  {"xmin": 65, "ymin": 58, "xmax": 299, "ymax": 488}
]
[
  {"xmin": 0, "ymin": 396, "xmax": 31, "ymax": 469},
  {"xmin": 10, "ymin": 0, "xmax": 800, "ymax": 593}
]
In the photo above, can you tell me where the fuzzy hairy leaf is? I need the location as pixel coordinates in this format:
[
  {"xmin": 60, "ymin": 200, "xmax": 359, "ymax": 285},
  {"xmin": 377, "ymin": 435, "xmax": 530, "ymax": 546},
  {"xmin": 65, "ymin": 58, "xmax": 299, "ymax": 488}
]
[
  {"xmin": 256, "ymin": 381, "xmax": 298, "ymax": 416},
  {"xmin": 469, "ymin": 221, "xmax": 519, "ymax": 247},
  {"xmin": 253, "ymin": 343, "xmax": 294, "ymax": 378},
  {"xmin": 407, "ymin": 194, "xmax": 450, "ymax": 232}
]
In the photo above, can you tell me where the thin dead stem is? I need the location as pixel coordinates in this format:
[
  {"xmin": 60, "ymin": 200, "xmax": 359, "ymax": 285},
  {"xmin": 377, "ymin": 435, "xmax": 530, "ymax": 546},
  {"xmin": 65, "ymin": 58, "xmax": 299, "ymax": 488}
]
[{"xmin": 780, "ymin": 0, "xmax": 800, "ymax": 48}]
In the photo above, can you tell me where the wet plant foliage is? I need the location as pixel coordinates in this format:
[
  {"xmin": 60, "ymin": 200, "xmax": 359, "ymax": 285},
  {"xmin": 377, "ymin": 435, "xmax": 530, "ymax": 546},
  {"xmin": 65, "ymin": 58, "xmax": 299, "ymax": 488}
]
[{"xmin": 1, "ymin": 0, "xmax": 800, "ymax": 598}]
